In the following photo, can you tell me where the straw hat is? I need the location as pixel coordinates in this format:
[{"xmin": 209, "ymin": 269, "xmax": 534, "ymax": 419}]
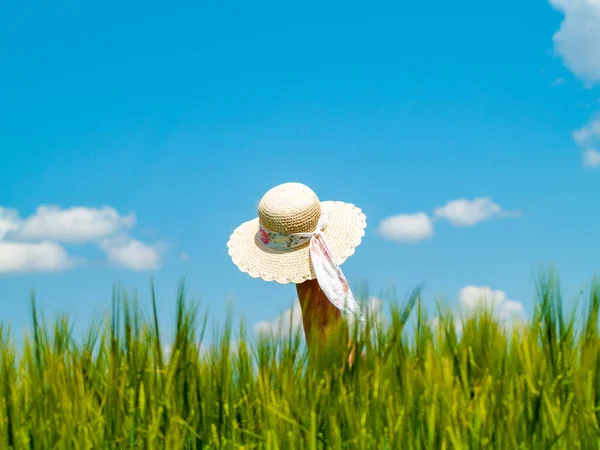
[{"xmin": 227, "ymin": 182, "xmax": 367, "ymax": 284}]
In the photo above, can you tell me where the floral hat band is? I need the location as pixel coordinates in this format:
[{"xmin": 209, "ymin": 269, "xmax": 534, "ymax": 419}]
[
  {"xmin": 258, "ymin": 214, "xmax": 328, "ymax": 250},
  {"xmin": 258, "ymin": 213, "xmax": 363, "ymax": 320}
]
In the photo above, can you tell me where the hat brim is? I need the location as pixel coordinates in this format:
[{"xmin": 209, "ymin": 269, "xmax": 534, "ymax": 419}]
[{"xmin": 227, "ymin": 201, "xmax": 367, "ymax": 284}]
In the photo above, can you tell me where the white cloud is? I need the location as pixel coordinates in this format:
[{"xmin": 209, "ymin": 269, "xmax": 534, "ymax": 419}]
[
  {"xmin": 434, "ymin": 197, "xmax": 517, "ymax": 227},
  {"xmin": 549, "ymin": 1, "xmax": 600, "ymax": 168},
  {"xmin": 458, "ymin": 285, "xmax": 525, "ymax": 323},
  {"xmin": 100, "ymin": 236, "xmax": 160, "ymax": 271},
  {"xmin": 0, "ymin": 207, "xmax": 19, "ymax": 241},
  {"xmin": 180, "ymin": 252, "xmax": 191, "ymax": 262},
  {"xmin": 572, "ymin": 117, "xmax": 600, "ymax": 168},
  {"xmin": 14, "ymin": 205, "xmax": 135, "ymax": 243},
  {"xmin": 0, "ymin": 241, "xmax": 72, "ymax": 273},
  {"xmin": 0, "ymin": 204, "xmax": 162, "ymax": 273},
  {"xmin": 430, "ymin": 285, "xmax": 526, "ymax": 333},
  {"xmin": 552, "ymin": 77, "xmax": 567, "ymax": 87},
  {"xmin": 549, "ymin": 0, "xmax": 600, "ymax": 84},
  {"xmin": 254, "ymin": 301, "xmax": 304, "ymax": 335},
  {"xmin": 573, "ymin": 117, "xmax": 600, "ymax": 145},
  {"xmin": 378, "ymin": 198, "xmax": 518, "ymax": 243},
  {"xmin": 583, "ymin": 149, "xmax": 600, "ymax": 167},
  {"xmin": 378, "ymin": 212, "xmax": 434, "ymax": 243}
]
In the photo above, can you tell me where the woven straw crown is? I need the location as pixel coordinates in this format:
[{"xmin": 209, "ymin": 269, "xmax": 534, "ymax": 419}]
[{"xmin": 258, "ymin": 183, "xmax": 322, "ymax": 235}]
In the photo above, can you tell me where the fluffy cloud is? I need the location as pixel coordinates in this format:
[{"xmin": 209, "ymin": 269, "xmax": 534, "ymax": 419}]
[
  {"xmin": 100, "ymin": 236, "xmax": 160, "ymax": 271},
  {"xmin": 0, "ymin": 241, "xmax": 72, "ymax": 273},
  {"xmin": 550, "ymin": 1, "xmax": 600, "ymax": 167},
  {"xmin": 573, "ymin": 117, "xmax": 600, "ymax": 145},
  {"xmin": 430, "ymin": 285, "xmax": 526, "ymax": 333},
  {"xmin": 0, "ymin": 204, "xmax": 161, "ymax": 273},
  {"xmin": 0, "ymin": 207, "xmax": 19, "ymax": 241},
  {"xmin": 573, "ymin": 117, "xmax": 600, "ymax": 168},
  {"xmin": 254, "ymin": 302, "xmax": 303, "ymax": 335},
  {"xmin": 583, "ymin": 149, "xmax": 600, "ymax": 168},
  {"xmin": 379, "ymin": 197, "xmax": 519, "ymax": 244},
  {"xmin": 549, "ymin": 0, "xmax": 600, "ymax": 84},
  {"xmin": 378, "ymin": 213, "xmax": 434, "ymax": 243},
  {"xmin": 434, "ymin": 197, "xmax": 517, "ymax": 227},
  {"xmin": 458, "ymin": 285, "xmax": 525, "ymax": 323},
  {"xmin": 14, "ymin": 205, "xmax": 135, "ymax": 243}
]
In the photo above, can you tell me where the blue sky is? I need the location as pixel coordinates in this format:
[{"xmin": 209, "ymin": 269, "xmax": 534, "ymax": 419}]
[{"xmin": 1, "ymin": 0, "xmax": 599, "ymax": 342}]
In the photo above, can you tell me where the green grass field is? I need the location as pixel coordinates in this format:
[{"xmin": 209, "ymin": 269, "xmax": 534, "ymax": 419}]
[{"xmin": 2, "ymin": 271, "xmax": 600, "ymax": 449}]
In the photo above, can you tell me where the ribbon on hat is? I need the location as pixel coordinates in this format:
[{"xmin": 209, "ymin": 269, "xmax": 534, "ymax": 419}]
[{"xmin": 258, "ymin": 215, "xmax": 364, "ymax": 320}]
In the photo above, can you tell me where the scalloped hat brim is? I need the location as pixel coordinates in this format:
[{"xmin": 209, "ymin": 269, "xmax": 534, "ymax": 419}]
[{"xmin": 227, "ymin": 201, "xmax": 366, "ymax": 284}]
